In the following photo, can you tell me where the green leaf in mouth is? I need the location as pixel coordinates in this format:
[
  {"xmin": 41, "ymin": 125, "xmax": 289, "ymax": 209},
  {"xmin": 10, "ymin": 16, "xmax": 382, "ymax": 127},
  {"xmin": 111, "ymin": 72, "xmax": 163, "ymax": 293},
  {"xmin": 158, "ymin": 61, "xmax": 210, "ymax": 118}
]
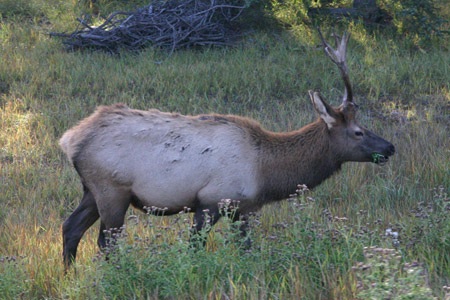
[{"xmin": 372, "ymin": 153, "xmax": 385, "ymax": 163}]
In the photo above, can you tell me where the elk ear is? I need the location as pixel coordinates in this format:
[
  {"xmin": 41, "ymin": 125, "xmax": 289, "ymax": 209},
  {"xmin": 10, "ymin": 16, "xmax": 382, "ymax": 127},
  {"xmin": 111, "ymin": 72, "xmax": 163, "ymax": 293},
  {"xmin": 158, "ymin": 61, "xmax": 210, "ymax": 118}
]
[{"xmin": 308, "ymin": 90, "xmax": 337, "ymax": 129}]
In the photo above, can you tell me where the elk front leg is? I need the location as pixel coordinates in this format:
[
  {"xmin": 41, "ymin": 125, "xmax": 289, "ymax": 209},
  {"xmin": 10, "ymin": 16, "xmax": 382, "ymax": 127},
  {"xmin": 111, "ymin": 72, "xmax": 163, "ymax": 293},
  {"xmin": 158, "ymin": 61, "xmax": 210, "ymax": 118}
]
[
  {"xmin": 189, "ymin": 206, "xmax": 221, "ymax": 248},
  {"xmin": 230, "ymin": 212, "xmax": 252, "ymax": 249}
]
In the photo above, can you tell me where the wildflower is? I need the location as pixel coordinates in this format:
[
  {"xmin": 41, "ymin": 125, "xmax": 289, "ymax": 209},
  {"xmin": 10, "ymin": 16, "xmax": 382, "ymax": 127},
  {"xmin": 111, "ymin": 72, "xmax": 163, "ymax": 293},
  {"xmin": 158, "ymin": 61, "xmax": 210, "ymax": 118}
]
[{"xmin": 385, "ymin": 228, "xmax": 399, "ymax": 239}]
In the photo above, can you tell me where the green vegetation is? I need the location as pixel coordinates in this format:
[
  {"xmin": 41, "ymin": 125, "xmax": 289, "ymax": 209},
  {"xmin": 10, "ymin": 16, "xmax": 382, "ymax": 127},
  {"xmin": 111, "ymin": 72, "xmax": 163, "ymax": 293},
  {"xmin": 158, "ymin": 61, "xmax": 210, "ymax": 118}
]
[
  {"xmin": 353, "ymin": 247, "xmax": 437, "ymax": 299},
  {"xmin": 0, "ymin": 0, "xmax": 449, "ymax": 299}
]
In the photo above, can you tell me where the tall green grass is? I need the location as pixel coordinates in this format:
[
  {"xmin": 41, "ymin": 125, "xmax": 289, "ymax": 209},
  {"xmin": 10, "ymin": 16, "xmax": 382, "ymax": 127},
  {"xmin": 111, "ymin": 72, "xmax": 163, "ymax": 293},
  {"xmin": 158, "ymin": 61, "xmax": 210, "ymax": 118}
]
[{"xmin": 0, "ymin": 0, "xmax": 449, "ymax": 299}]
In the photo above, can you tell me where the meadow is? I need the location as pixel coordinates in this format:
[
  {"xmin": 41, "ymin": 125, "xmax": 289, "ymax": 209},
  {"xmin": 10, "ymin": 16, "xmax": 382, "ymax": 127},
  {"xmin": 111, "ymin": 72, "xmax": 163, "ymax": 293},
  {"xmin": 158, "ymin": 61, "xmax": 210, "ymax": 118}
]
[{"xmin": 0, "ymin": 0, "xmax": 449, "ymax": 299}]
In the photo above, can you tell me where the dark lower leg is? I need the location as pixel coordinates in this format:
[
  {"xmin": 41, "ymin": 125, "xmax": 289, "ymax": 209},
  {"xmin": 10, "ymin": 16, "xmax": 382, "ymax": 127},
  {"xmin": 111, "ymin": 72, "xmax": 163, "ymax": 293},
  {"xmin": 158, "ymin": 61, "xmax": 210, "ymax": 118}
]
[
  {"xmin": 190, "ymin": 207, "xmax": 221, "ymax": 247},
  {"xmin": 63, "ymin": 186, "xmax": 99, "ymax": 268},
  {"xmin": 97, "ymin": 221, "xmax": 124, "ymax": 261},
  {"xmin": 97, "ymin": 199, "xmax": 130, "ymax": 258},
  {"xmin": 231, "ymin": 213, "xmax": 252, "ymax": 248},
  {"xmin": 97, "ymin": 221, "xmax": 106, "ymax": 249}
]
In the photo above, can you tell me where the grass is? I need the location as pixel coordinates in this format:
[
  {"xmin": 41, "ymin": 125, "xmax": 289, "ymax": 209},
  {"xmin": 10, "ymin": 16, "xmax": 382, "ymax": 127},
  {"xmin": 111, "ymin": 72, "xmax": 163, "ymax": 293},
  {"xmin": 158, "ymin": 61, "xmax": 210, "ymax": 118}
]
[{"xmin": 0, "ymin": 0, "xmax": 449, "ymax": 299}]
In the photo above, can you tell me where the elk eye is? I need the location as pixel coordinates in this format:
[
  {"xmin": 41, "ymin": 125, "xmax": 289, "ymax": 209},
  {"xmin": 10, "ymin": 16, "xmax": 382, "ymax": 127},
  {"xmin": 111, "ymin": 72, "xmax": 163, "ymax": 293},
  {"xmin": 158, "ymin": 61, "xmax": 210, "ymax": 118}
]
[{"xmin": 355, "ymin": 131, "xmax": 364, "ymax": 137}]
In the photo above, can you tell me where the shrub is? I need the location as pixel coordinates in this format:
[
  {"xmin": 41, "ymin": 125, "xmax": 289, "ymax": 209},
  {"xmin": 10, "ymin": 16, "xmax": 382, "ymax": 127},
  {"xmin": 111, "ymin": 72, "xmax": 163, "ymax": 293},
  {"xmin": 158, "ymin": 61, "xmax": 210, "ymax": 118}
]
[{"xmin": 379, "ymin": 0, "xmax": 449, "ymax": 45}]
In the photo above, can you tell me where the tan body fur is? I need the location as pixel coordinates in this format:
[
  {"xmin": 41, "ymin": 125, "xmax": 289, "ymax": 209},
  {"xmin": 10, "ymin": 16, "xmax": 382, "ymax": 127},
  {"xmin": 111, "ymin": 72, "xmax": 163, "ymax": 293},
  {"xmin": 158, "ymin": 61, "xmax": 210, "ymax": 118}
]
[{"xmin": 60, "ymin": 104, "xmax": 338, "ymax": 216}]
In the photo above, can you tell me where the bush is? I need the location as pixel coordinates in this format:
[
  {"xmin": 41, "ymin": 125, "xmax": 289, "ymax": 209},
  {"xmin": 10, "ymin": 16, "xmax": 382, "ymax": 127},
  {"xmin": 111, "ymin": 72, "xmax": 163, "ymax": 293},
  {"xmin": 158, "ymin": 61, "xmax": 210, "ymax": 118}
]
[
  {"xmin": 379, "ymin": 0, "xmax": 449, "ymax": 45},
  {"xmin": 266, "ymin": 0, "xmax": 448, "ymax": 46}
]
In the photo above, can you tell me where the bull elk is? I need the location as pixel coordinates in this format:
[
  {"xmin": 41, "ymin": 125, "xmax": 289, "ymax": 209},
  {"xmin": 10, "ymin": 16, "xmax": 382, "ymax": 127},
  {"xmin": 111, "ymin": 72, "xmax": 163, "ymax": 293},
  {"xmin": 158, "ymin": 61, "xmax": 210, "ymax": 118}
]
[{"xmin": 60, "ymin": 29, "xmax": 395, "ymax": 267}]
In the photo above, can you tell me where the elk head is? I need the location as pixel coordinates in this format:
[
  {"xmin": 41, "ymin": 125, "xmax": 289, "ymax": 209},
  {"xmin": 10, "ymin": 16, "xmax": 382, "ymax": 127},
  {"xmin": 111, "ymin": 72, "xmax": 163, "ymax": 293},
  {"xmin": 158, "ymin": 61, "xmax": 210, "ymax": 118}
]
[{"xmin": 309, "ymin": 29, "xmax": 395, "ymax": 165}]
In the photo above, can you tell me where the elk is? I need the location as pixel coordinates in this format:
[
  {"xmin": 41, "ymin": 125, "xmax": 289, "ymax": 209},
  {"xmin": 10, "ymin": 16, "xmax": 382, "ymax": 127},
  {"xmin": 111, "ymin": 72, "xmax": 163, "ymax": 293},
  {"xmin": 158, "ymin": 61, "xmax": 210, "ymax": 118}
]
[{"xmin": 60, "ymin": 29, "xmax": 395, "ymax": 267}]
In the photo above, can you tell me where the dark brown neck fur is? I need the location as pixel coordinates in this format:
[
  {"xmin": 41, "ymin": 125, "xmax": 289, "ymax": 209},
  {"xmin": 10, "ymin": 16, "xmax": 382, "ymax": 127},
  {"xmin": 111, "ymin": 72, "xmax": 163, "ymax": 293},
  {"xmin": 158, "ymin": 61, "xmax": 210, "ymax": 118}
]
[
  {"xmin": 195, "ymin": 113, "xmax": 343, "ymax": 202},
  {"xmin": 255, "ymin": 119, "xmax": 342, "ymax": 202}
]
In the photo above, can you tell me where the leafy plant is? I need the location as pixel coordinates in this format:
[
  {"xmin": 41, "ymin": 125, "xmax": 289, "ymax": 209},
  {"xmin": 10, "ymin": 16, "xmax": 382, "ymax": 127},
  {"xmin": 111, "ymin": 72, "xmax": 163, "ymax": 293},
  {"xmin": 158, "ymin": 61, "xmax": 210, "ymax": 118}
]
[
  {"xmin": 95, "ymin": 204, "xmax": 259, "ymax": 299},
  {"xmin": 379, "ymin": 0, "xmax": 449, "ymax": 45},
  {"xmin": 353, "ymin": 247, "xmax": 437, "ymax": 299}
]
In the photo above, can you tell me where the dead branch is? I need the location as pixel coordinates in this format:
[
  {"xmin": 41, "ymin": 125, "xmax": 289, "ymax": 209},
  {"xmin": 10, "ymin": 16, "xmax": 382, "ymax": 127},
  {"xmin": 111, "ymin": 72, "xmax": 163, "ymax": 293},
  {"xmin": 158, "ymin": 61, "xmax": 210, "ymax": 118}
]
[{"xmin": 50, "ymin": 0, "xmax": 246, "ymax": 53}]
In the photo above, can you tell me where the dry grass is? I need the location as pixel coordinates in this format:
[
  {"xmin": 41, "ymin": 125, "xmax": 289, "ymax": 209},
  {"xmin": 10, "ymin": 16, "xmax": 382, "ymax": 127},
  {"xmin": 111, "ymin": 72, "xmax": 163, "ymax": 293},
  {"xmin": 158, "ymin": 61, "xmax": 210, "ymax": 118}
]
[{"xmin": 0, "ymin": 0, "xmax": 449, "ymax": 299}]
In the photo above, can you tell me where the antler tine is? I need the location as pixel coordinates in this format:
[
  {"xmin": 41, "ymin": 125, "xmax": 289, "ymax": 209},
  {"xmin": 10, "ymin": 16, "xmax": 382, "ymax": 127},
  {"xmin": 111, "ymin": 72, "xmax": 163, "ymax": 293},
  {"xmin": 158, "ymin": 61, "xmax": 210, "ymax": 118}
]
[
  {"xmin": 318, "ymin": 28, "xmax": 334, "ymax": 60},
  {"xmin": 332, "ymin": 27, "xmax": 340, "ymax": 49},
  {"xmin": 317, "ymin": 28, "xmax": 353, "ymax": 106}
]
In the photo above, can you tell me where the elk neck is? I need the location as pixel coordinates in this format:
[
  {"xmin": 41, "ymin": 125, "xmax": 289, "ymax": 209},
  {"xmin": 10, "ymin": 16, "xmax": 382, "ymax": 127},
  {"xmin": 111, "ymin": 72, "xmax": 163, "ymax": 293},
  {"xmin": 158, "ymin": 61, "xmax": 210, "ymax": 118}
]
[{"xmin": 256, "ymin": 119, "xmax": 343, "ymax": 202}]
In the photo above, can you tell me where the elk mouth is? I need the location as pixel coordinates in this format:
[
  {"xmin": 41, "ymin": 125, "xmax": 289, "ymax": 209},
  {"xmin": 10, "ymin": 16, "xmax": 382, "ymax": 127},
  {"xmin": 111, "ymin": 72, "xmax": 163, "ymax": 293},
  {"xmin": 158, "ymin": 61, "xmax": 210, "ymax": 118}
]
[{"xmin": 372, "ymin": 153, "xmax": 390, "ymax": 165}]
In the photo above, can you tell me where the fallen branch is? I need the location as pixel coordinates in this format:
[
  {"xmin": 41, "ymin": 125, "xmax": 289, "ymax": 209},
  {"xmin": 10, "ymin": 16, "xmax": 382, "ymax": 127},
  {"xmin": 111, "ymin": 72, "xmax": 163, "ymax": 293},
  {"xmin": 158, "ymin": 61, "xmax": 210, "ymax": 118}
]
[{"xmin": 50, "ymin": 0, "xmax": 246, "ymax": 53}]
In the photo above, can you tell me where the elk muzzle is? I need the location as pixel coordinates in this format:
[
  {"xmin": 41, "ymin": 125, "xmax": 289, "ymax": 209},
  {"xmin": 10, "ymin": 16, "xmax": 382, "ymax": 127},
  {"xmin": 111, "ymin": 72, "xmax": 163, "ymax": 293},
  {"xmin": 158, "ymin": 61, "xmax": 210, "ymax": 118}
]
[{"xmin": 367, "ymin": 131, "xmax": 395, "ymax": 165}]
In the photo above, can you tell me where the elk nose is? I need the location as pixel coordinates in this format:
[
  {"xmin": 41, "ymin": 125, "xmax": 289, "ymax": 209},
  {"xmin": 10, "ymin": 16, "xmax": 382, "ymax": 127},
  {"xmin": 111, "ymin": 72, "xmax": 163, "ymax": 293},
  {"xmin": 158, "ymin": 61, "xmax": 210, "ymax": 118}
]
[{"xmin": 386, "ymin": 144, "xmax": 395, "ymax": 156}]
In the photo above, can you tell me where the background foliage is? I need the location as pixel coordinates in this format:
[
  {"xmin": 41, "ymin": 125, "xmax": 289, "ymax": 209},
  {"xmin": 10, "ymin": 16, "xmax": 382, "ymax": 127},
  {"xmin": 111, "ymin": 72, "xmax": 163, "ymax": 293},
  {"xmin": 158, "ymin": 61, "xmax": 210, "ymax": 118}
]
[{"xmin": 0, "ymin": 0, "xmax": 449, "ymax": 299}]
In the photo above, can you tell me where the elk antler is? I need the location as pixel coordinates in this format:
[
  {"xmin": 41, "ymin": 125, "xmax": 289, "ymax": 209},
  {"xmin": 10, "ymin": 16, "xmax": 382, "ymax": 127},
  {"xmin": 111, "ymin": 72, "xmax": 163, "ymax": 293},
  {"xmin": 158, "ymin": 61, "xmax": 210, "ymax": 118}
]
[{"xmin": 318, "ymin": 28, "xmax": 354, "ymax": 108}]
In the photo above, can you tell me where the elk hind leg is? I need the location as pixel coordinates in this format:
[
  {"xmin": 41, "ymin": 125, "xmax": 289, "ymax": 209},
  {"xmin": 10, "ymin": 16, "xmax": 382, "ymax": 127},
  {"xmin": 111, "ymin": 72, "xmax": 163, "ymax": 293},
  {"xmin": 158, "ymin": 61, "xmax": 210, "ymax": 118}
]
[
  {"xmin": 95, "ymin": 188, "xmax": 131, "ymax": 255},
  {"xmin": 63, "ymin": 184, "xmax": 99, "ymax": 268},
  {"xmin": 97, "ymin": 221, "xmax": 106, "ymax": 250}
]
